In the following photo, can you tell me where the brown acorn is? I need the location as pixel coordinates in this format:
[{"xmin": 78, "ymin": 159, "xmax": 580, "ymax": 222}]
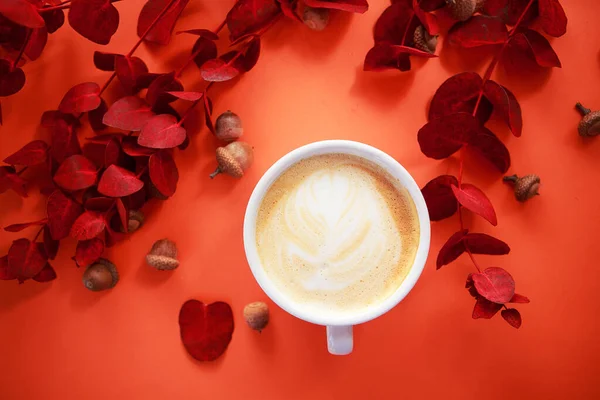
[
  {"xmin": 575, "ymin": 103, "xmax": 600, "ymax": 137},
  {"xmin": 243, "ymin": 301, "xmax": 269, "ymax": 332},
  {"xmin": 302, "ymin": 6, "xmax": 329, "ymax": 31},
  {"xmin": 503, "ymin": 174, "xmax": 541, "ymax": 202},
  {"xmin": 413, "ymin": 25, "xmax": 438, "ymax": 54},
  {"xmin": 446, "ymin": 0, "xmax": 477, "ymax": 21},
  {"xmin": 146, "ymin": 239, "xmax": 179, "ymax": 270},
  {"xmin": 120, "ymin": 210, "xmax": 144, "ymax": 233},
  {"xmin": 210, "ymin": 141, "xmax": 254, "ymax": 179},
  {"xmin": 215, "ymin": 110, "xmax": 243, "ymax": 142},
  {"xmin": 83, "ymin": 258, "xmax": 119, "ymax": 291}
]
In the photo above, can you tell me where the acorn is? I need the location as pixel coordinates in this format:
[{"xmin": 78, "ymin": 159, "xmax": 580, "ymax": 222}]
[
  {"xmin": 446, "ymin": 0, "xmax": 477, "ymax": 21},
  {"xmin": 210, "ymin": 141, "xmax": 254, "ymax": 179},
  {"xmin": 413, "ymin": 25, "xmax": 438, "ymax": 54},
  {"xmin": 503, "ymin": 174, "xmax": 541, "ymax": 202},
  {"xmin": 120, "ymin": 210, "xmax": 144, "ymax": 233},
  {"xmin": 146, "ymin": 239, "xmax": 179, "ymax": 270},
  {"xmin": 575, "ymin": 103, "xmax": 600, "ymax": 137},
  {"xmin": 82, "ymin": 258, "xmax": 119, "ymax": 291},
  {"xmin": 302, "ymin": 6, "xmax": 329, "ymax": 31},
  {"xmin": 215, "ymin": 110, "xmax": 243, "ymax": 142},
  {"xmin": 243, "ymin": 301, "xmax": 269, "ymax": 332}
]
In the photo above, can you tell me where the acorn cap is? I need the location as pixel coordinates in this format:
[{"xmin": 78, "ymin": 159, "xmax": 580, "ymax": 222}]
[
  {"xmin": 446, "ymin": 0, "xmax": 477, "ymax": 21},
  {"xmin": 413, "ymin": 25, "xmax": 438, "ymax": 54},
  {"xmin": 243, "ymin": 301, "xmax": 269, "ymax": 332},
  {"xmin": 146, "ymin": 239, "xmax": 179, "ymax": 270},
  {"xmin": 210, "ymin": 141, "xmax": 254, "ymax": 179},
  {"xmin": 83, "ymin": 258, "xmax": 119, "ymax": 291},
  {"xmin": 302, "ymin": 6, "xmax": 329, "ymax": 31},
  {"xmin": 576, "ymin": 103, "xmax": 600, "ymax": 137},
  {"xmin": 215, "ymin": 110, "xmax": 243, "ymax": 142},
  {"xmin": 504, "ymin": 174, "xmax": 541, "ymax": 202}
]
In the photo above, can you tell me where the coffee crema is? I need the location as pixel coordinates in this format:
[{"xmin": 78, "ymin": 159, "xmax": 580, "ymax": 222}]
[{"xmin": 255, "ymin": 154, "xmax": 419, "ymax": 315}]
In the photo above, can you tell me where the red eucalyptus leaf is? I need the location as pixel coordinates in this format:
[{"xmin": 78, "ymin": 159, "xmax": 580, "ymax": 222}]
[
  {"xmin": 146, "ymin": 72, "xmax": 183, "ymax": 106},
  {"xmin": 84, "ymin": 196, "xmax": 114, "ymax": 212},
  {"xmin": 70, "ymin": 211, "xmax": 106, "ymax": 240},
  {"xmin": 116, "ymin": 198, "xmax": 128, "ymax": 232},
  {"xmin": 364, "ymin": 43, "xmax": 435, "ymax": 72},
  {"xmin": 418, "ymin": 113, "xmax": 479, "ymax": 159},
  {"xmin": 24, "ymin": 26, "xmax": 47, "ymax": 61},
  {"xmin": 167, "ymin": 91, "xmax": 203, "ymax": 101},
  {"xmin": 93, "ymin": 51, "xmax": 119, "ymax": 71},
  {"xmin": 98, "ymin": 165, "xmax": 144, "ymax": 197},
  {"xmin": 43, "ymin": 225, "xmax": 59, "ymax": 260},
  {"xmin": 8, "ymin": 239, "xmax": 47, "ymax": 282},
  {"xmin": 226, "ymin": 0, "xmax": 281, "ymax": 41},
  {"xmin": 472, "ymin": 296, "xmax": 503, "ymax": 319},
  {"xmin": 121, "ymin": 137, "xmax": 156, "ymax": 157},
  {"xmin": 412, "ymin": 0, "xmax": 438, "ymax": 35},
  {"xmin": 508, "ymin": 29, "xmax": 561, "ymax": 68},
  {"xmin": 464, "ymin": 233, "xmax": 510, "ymax": 255},
  {"xmin": 115, "ymin": 56, "xmax": 149, "ymax": 94},
  {"xmin": 136, "ymin": 73, "xmax": 161, "ymax": 90},
  {"xmin": 483, "ymin": 80, "xmax": 522, "ymax": 137},
  {"xmin": 509, "ymin": 293, "xmax": 530, "ymax": 303},
  {"xmin": 448, "ymin": 15, "xmax": 508, "ymax": 48},
  {"xmin": 191, "ymin": 36, "xmax": 218, "ymax": 69},
  {"xmin": 538, "ymin": 0, "xmax": 567, "ymax": 38},
  {"xmin": 483, "ymin": 0, "xmax": 538, "ymax": 26},
  {"xmin": 465, "ymin": 273, "xmax": 478, "ymax": 298},
  {"xmin": 85, "ymin": 133, "xmax": 124, "ymax": 144},
  {"xmin": 200, "ymin": 58, "xmax": 241, "ymax": 82},
  {"xmin": 0, "ymin": 166, "xmax": 27, "ymax": 197},
  {"xmin": 0, "ymin": 255, "xmax": 16, "ymax": 280},
  {"xmin": 74, "ymin": 238, "xmax": 104, "ymax": 267},
  {"xmin": 68, "ymin": 0, "xmax": 119, "ymax": 45},
  {"xmin": 468, "ymin": 127, "xmax": 511, "ymax": 173},
  {"xmin": 501, "ymin": 308, "xmax": 522, "ymax": 328},
  {"xmin": 58, "ymin": 82, "xmax": 101, "ymax": 114},
  {"xmin": 41, "ymin": 6, "xmax": 65, "ymax": 33},
  {"xmin": 43, "ymin": 112, "xmax": 81, "ymax": 163},
  {"xmin": 304, "ymin": 0, "xmax": 368, "ymax": 13},
  {"xmin": 104, "ymin": 225, "xmax": 125, "ymax": 247},
  {"xmin": 0, "ymin": 0, "xmax": 45, "ymax": 28},
  {"xmin": 104, "ymin": 138, "xmax": 121, "ymax": 167},
  {"xmin": 472, "ymin": 267, "xmax": 515, "ymax": 304},
  {"xmin": 32, "ymin": 263, "xmax": 57, "ymax": 282},
  {"xmin": 277, "ymin": 0, "xmax": 301, "ymax": 21},
  {"xmin": 88, "ymin": 98, "xmax": 108, "ymax": 131},
  {"xmin": 4, "ymin": 219, "xmax": 46, "ymax": 232},
  {"xmin": 234, "ymin": 36, "xmax": 261, "ymax": 73},
  {"xmin": 0, "ymin": 59, "xmax": 25, "ymax": 96},
  {"xmin": 437, "ymin": 230, "xmax": 468, "ymax": 269},
  {"xmin": 203, "ymin": 94, "xmax": 215, "ymax": 134},
  {"xmin": 421, "ymin": 175, "xmax": 459, "ymax": 221},
  {"xmin": 176, "ymin": 29, "xmax": 219, "ymax": 40},
  {"xmin": 419, "ymin": 0, "xmax": 446, "ymax": 11},
  {"xmin": 53, "ymin": 155, "xmax": 98, "ymax": 191},
  {"xmin": 428, "ymin": 72, "xmax": 493, "ymax": 123},
  {"xmin": 103, "ymin": 96, "xmax": 154, "ymax": 131},
  {"xmin": 149, "ymin": 150, "xmax": 178, "ymax": 197},
  {"xmin": 137, "ymin": 0, "xmax": 190, "ymax": 45},
  {"xmin": 3, "ymin": 140, "xmax": 48, "ymax": 166},
  {"xmin": 451, "ymin": 183, "xmax": 497, "ymax": 226},
  {"xmin": 47, "ymin": 190, "xmax": 83, "ymax": 240},
  {"xmin": 179, "ymin": 300, "xmax": 235, "ymax": 362},
  {"xmin": 138, "ymin": 114, "xmax": 186, "ymax": 149},
  {"xmin": 374, "ymin": 1, "xmax": 413, "ymax": 44}
]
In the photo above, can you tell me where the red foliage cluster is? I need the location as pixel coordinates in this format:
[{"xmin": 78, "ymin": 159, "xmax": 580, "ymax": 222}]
[{"xmin": 367, "ymin": 0, "xmax": 566, "ymax": 328}]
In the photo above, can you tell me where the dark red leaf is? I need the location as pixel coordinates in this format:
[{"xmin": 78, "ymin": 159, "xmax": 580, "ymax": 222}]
[
  {"xmin": 468, "ymin": 127, "xmax": 511, "ymax": 173},
  {"xmin": 85, "ymin": 133, "xmax": 124, "ymax": 145},
  {"xmin": 428, "ymin": 72, "xmax": 488, "ymax": 122},
  {"xmin": 451, "ymin": 183, "xmax": 497, "ymax": 225},
  {"xmin": 88, "ymin": 98, "xmax": 108, "ymax": 131},
  {"xmin": 176, "ymin": 28, "xmax": 219, "ymax": 40},
  {"xmin": 364, "ymin": 43, "xmax": 435, "ymax": 72},
  {"xmin": 4, "ymin": 219, "xmax": 46, "ymax": 232},
  {"xmin": 8, "ymin": 239, "xmax": 47, "ymax": 282},
  {"xmin": 104, "ymin": 138, "xmax": 121, "ymax": 167},
  {"xmin": 115, "ymin": 56, "xmax": 149, "ymax": 94},
  {"xmin": 203, "ymin": 94, "xmax": 215, "ymax": 134},
  {"xmin": 304, "ymin": 0, "xmax": 368, "ymax": 13},
  {"xmin": 149, "ymin": 150, "xmax": 178, "ymax": 197},
  {"xmin": 3, "ymin": 140, "xmax": 48, "ymax": 166},
  {"xmin": 0, "ymin": 166, "xmax": 27, "ymax": 197},
  {"xmin": 53, "ymin": 155, "xmax": 98, "ymax": 191},
  {"xmin": 226, "ymin": 0, "xmax": 281, "ymax": 41},
  {"xmin": 276, "ymin": 0, "xmax": 301, "ymax": 21},
  {"xmin": 465, "ymin": 273, "xmax": 478, "ymax": 298},
  {"xmin": 191, "ymin": 36, "xmax": 218, "ymax": 69},
  {"xmin": 98, "ymin": 165, "xmax": 144, "ymax": 197},
  {"xmin": 47, "ymin": 189, "xmax": 83, "ymax": 240},
  {"xmin": 84, "ymin": 196, "xmax": 114, "ymax": 212},
  {"xmin": 448, "ymin": 15, "xmax": 508, "ymax": 48},
  {"xmin": 0, "ymin": 255, "xmax": 16, "ymax": 280},
  {"xmin": 483, "ymin": 0, "xmax": 538, "ymax": 26},
  {"xmin": 41, "ymin": 6, "xmax": 64, "ymax": 33},
  {"xmin": 93, "ymin": 51, "xmax": 119, "ymax": 71},
  {"xmin": 508, "ymin": 29, "xmax": 561, "ymax": 68},
  {"xmin": 472, "ymin": 267, "xmax": 515, "ymax": 304},
  {"xmin": 418, "ymin": 113, "xmax": 480, "ymax": 159},
  {"xmin": 24, "ymin": 26, "xmax": 47, "ymax": 60},
  {"xmin": 43, "ymin": 225, "xmax": 59, "ymax": 260},
  {"xmin": 146, "ymin": 72, "xmax": 183, "ymax": 106},
  {"xmin": 121, "ymin": 137, "xmax": 156, "ymax": 156},
  {"xmin": 70, "ymin": 211, "xmax": 106, "ymax": 240},
  {"xmin": 0, "ymin": 0, "xmax": 45, "ymax": 28},
  {"xmin": 103, "ymin": 96, "xmax": 154, "ymax": 131},
  {"xmin": 412, "ymin": 0, "xmax": 438, "ymax": 35},
  {"xmin": 374, "ymin": 1, "xmax": 413, "ymax": 44},
  {"xmin": 74, "ymin": 238, "xmax": 104, "ymax": 267},
  {"xmin": 464, "ymin": 233, "xmax": 510, "ymax": 255},
  {"xmin": 42, "ymin": 112, "xmax": 81, "ymax": 162},
  {"xmin": 421, "ymin": 175, "xmax": 459, "ymax": 221},
  {"xmin": 32, "ymin": 263, "xmax": 56, "ymax": 282},
  {"xmin": 501, "ymin": 308, "xmax": 522, "ymax": 328},
  {"xmin": 437, "ymin": 230, "xmax": 468, "ymax": 269},
  {"xmin": 68, "ymin": 0, "xmax": 119, "ymax": 45},
  {"xmin": 137, "ymin": 0, "xmax": 190, "ymax": 45},
  {"xmin": 0, "ymin": 59, "xmax": 25, "ymax": 96},
  {"xmin": 419, "ymin": 0, "xmax": 446, "ymax": 12},
  {"xmin": 179, "ymin": 300, "xmax": 235, "ymax": 362},
  {"xmin": 58, "ymin": 82, "xmax": 101, "ymax": 114},
  {"xmin": 136, "ymin": 72, "xmax": 162, "ymax": 90},
  {"xmin": 167, "ymin": 91, "xmax": 203, "ymax": 101},
  {"xmin": 538, "ymin": 0, "xmax": 567, "ymax": 37},
  {"xmin": 234, "ymin": 36, "xmax": 261, "ymax": 72},
  {"xmin": 116, "ymin": 198, "xmax": 128, "ymax": 232},
  {"xmin": 138, "ymin": 114, "xmax": 186, "ymax": 149},
  {"xmin": 472, "ymin": 296, "xmax": 503, "ymax": 319},
  {"xmin": 483, "ymin": 80, "xmax": 522, "ymax": 137},
  {"xmin": 200, "ymin": 58, "xmax": 241, "ymax": 82},
  {"xmin": 104, "ymin": 225, "xmax": 125, "ymax": 247},
  {"xmin": 509, "ymin": 293, "xmax": 530, "ymax": 303}
]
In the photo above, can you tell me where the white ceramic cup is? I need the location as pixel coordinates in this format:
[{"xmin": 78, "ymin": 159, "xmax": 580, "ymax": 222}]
[{"xmin": 243, "ymin": 140, "xmax": 430, "ymax": 355}]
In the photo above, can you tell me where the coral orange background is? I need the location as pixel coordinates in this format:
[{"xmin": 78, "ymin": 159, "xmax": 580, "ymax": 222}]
[{"xmin": 1, "ymin": 1, "xmax": 599, "ymax": 399}]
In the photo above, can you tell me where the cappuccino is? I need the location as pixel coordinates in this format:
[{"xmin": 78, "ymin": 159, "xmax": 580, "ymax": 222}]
[{"xmin": 255, "ymin": 154, "xmax": 419, "ymax": 316}]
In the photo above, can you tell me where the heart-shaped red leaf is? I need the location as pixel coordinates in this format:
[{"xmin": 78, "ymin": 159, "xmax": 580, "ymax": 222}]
[
  {"xmin": 47, "ymin": 190, "xmax": 83, "ymax": 240},
  {"xmin": 138, "ymin": 114, "xmax": 186, "ymax": 149},
  {"xmin": 508, "ymin": 29, "xmax": 561, "ymax": 68},
  {"xmin": 44, "ymin": 115, "xmax": 81, "ymax": 163},
  {"xmin": 200, "ymin": 58, "xmax": 241, "ymax": 82},
  {"xmin": 373, "ymin": 1, "xmax": 414, "ymax": 44},
  {"xmin": 0, "ymin": 59, "xmax": 25, "ymax": 96},
  {"xmin": 226, "ymin": 0, "xmax": 281, "ymax": 40},
  {"xmin": 103, "ymin": 96, "xmax": 154, "ymax": 131},
  {"xmin": 413, "ymin": 0, "xmax": 438, "ymax": 35},
  {"xmin": 146, "ymin": 72, "xmax": 183, "ymax": 106},
  {"xmin": 509, "ymin": 293, "xmax": 530, "ymax": 304},
  {"xmin": 41, "ymin": 5, "xmax": 65, "ymax": 33},
  {"xmin": 304, "ymin": 0, "xmax": 368, "ymax": 13},
  {"xmin": 70, "ymin": 211, "xmax": 106, "ymax": 240},
  {"xmin": 0, "ymin": 0, "xmax": 45, "ymax": 28},
  {"xmin": 0, "ymin": 166, "xmax": 28, "ymax": 197},
  {"xmin": 32, "ymin": 263, "xmax": 57, "ymax": 282},
  {"xmin": 501, "ymin": 308, "xmax": 522, "ymax": 328},
  {"xmin": 234, "ymin": 36, "xmax": 261, "ymax": 73},
  {"xmin": 104, "ymin": 138, "xmax": 121, "ymax": 167},
  {"xmin": 121, "ymin": 137, "xmax": 156, "ymax": 156},
  {"xmin": 179, "ymin": 300, "xmax": 235, "ymax": 362},
  {"xmin": 167, "ymin": 91, "xmax": 203, "ymax": 102},
  {"xmin": 472, "ymin": 267, "xmax": 515, "ymax": 304},
  {"xmin": 74, "ymin": 238, "xmax": 104, "ymax": 267},
  {"xmin": 538, "ymin": 0, "xmax": 567, "ymax": 38},
  {"xmin": 483, "ymin": 80, "xmax": 522, "ymax": 137},
  {"xmin": 137, "ymin": 0, "xmax": 190, "ymax": 45},
  {"xmin": 437, "ymin": 229, "xmax": 468, "ymax": 269},
  {"xmin": 88, "ymin": 98, "xmax": 108, "ymax": 131},
  {"xmin": 468, "ymin": 127, "xmax": 511, "ymax": 173},
  {"xmin": 421, "ymin": 175, "xmax": 459, "ymax": 221},
  {"xmin": 98, "ymin": 165, "xmax": 144, "ymax": 197},
  {"xmin": 364, "ymin": 43, "xmax": 436, "ymax": 72},
  {"xmin": 418, "ymin": 113, "xmax": 480, "ymax": 159},
  {"xmin": 8, "ymin": 238, "xmax": 47, "ymax": 282},
  {"xmin": 448, "ymin": 15, "xmax": 508, "ymax": 48},
  {"xmin": 451, "ymin": 183, "xmax": 497, "ymax": 226},
  {"xmin": 4, "ymin": 219, "xmax": 47, "ymax": 232},
  {"xmin": 58, "ymin": 82, "xmax": 101, "ymax": 114},
  {"xmin": 191, "ymin": 36, "xmax": 218, "ymax": 69},
  {"xmin": 93, "ymin": 51, "xmax": 119, "ymax": 71},
  {"xmin": 3, "ymin": 140, "xmax": 48, "ymax": 166},
  {"xmin": 472, "ymin": 296, "xmax": 503, "ymax": 319},
  {"xmin": 68, "ymin": 0, "xmax": 119, "ymax": 45},
  {"xmin": 0, "ymin": 255, "xmax": 16, "ymax": 280},
  {"xmin": 464, "ymin": 233, "xmax": 510, "ymax": 255},
  {"xmin": 115, "ymin": 55, "xmax": 149, "ymax": 94},
  {"xmin": 84, "ymin": 196, "xmax": 114, "ymax": 212},
  {"xmin": 43, "ymin": 226, "xmax": 59, "ymax": 260},
  {"xmin": 24, "ymin": 26, "xmax": 47, "ymax": 61},
  {"xmin": 53, "ymin": 155, "xmax": 98, "ymax": 191},
  {"xmin": 176, "ymin": 29, "xmax": 220, "ymax": 40},
  {"xmin": 149, "ymin": 150, "xmax": 178, "ymax": 197}
]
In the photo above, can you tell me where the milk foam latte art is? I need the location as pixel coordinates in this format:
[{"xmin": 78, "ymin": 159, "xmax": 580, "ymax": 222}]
[{"xmin": 256, "ymin": 154, "xmax": 420, "ymax": 315}]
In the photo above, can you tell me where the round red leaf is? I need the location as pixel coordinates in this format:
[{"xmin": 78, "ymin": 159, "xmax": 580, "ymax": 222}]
[
  {"xmin": 103, "ymin": 96, "xmax": 155, "ymax": 132},
  {"xmin": 3, "ymin": 140, "xmax": 48, "ymax": 166},
  {"xmin": 32, "ymin": 263, "xmax": 57, "ymax": 282},
  {"xmin": 68, "ymin": 0, "xmax": 119, "ymax": 45},
  {"xmin": 421, "ymin": 175, "xmax": 459, "ymax": 221},
  {"xmin": 472, "ymin": 267, "xmax": 515, "ymax": 304},
  {"xmin": 8, "ymin": 238, "xmax": 47, "ymax": 282},
  {"xmin": 451, "ymin": 183, "xmax": 498, "ymax": 226},
  {"xmin": 501, "ymin": 308, "xmax": 522, "ymax": 328},
  {"xmin": 0, "ymin": 0, "xmax": 45, "ymax": 28},
  {"xmin": 149, "ymin": 150, "xmax": 179, "ymax": 197},
  {"xmin": 53, "ymin": 155, "xmax": 98, "ymax": 191},
  {"xmin": 98, "ymin": 165, "xmax": 144, "ymax": 197},
  {"xmin": 70, "ymin": 211, "xmax": 106, "ymax": 240},
  {"xmin": 138, "ymin": 114, "xmax": 186, "ymax": 149},
  {"xmin": 74, "ymin": 238, "xmax": 104, "ymax": 267},
  {"xmin": 0, "ymin": 59, "xmax": 26, "ymax": 97},
  {"xmin": 47, "ymin": 190, "xmax": 83, "ymax": 240}
]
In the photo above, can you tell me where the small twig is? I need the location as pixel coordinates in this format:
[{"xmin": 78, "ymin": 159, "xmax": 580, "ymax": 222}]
[
  {"xmin": 33, "ymin": 225, "xmax": 44, "ymax": 242},
  {"xmin": 38, "ymin": 1, "xmax": 72, "ymax": 13}
]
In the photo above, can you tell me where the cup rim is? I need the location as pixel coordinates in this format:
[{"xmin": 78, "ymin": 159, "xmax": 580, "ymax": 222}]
[{"xmin": 243, "ymin": 140, "xmax": 431, "ymax": 326}]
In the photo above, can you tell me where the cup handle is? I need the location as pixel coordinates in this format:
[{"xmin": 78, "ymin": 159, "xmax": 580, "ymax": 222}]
[{"xmin": 326, "ymin": 325, "xmax": 353, "ymax": 355}]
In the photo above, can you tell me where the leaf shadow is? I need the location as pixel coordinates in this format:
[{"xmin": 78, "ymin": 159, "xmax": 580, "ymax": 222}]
[
  {"xmin": 0, "ymin": 192, "xmax": 25, "ymax": 219},
  {"xmin": 350, "ymin": 66, "xmax": 415, "ymax": 110},
  {"xmin": 0, "ymin": 280, "xmax": 52, "ymax": 312},
  {"xmin": 135, "ymin": 258, "xmax": 174, "ymax": 286}
]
